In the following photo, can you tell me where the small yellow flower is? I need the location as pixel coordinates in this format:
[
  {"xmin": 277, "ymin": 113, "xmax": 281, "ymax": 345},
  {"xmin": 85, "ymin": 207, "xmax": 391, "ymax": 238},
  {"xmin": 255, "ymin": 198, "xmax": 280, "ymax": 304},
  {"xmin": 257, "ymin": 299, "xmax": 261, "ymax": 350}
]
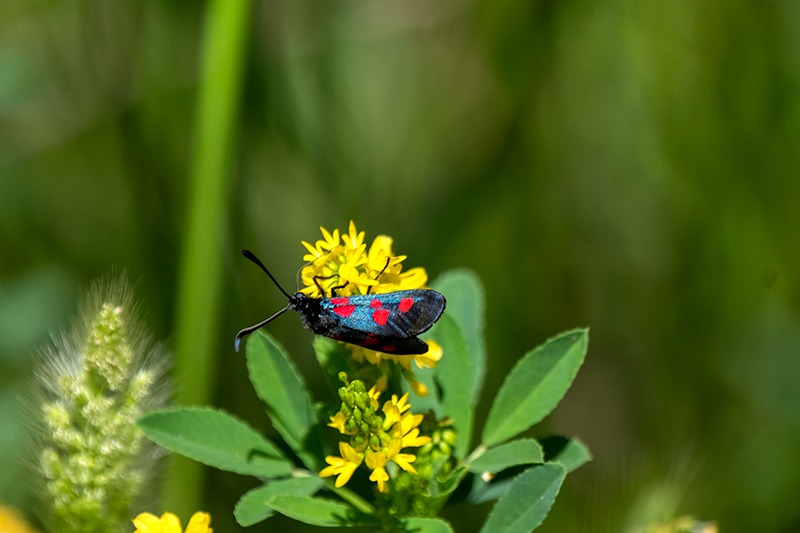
[
  {"xmin": 327, "ymin": 411, "xmax": 349, "ymax": 434},
  {"xmin": 395, "ymin": 412, "xmax": 431, "ymax": 448},
  {"xmin": 387, "ymin": 437, "xmax": 418, "ymax": 474},
  {"xmin": 365, "ymin": 451, "xmax": 389, "ymax": 492},
  {"xmin": 414, "ymin": 340, "xmax": 443, "ymax": 369},
  {"xmin": 407, "ymin": 377, "xmax": 429, "ymax": 397},
  {"xmin": 342, "ymin": 220, "xmax": 365, "ymax": 251},
  {"xmin": 382, "ymin": 392, "xmax": 411, "ymax": 426},
  {"xmin": 132, "ymin": 512, "xmax": 212, "ymax": 533},
  {"xmin": 0, "ymin": 504, "xmax": 41, "ymax": 533},
  {"xmin": 367, "ymin": 384, "xmax": 383, "ymax": 408},
  {"xmin": 319, "ymin": 442, "xmax": 363, "ymax": 487}
]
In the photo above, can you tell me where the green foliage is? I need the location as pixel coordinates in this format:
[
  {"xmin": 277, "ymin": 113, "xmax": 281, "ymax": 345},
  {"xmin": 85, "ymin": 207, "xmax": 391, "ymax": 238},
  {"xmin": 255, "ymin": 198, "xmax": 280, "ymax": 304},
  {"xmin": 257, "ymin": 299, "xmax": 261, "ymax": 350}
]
[
  {"xmin": 431, "ymin": 269, "xmax": 486, "ymax": 404},
  {"xmin": 138, "ymin": 407, "xmax": 292, "ymax": 478},
  {"xmin": 402, "ymin": 517, "xmax": 455, "ymax": 532},
  {"xmin": 478, "ymin": 464, "xmax": 567, "ymax": 533},
  {"xmin": 482, "ymin": 329, "xmax": 589, "ymax": 447},
  {"xmin": 429, "ymin": 314, "xmax": 474, "ymax": 459},
  {"xmin": 540, "ymin": 436, "xmax": 592, "ymax": 473},
  {"xmin": 264, "ymin": 495, "xmax": 358, "ymax": 527},
  {"xmin": 139, "ymin": 269, "xmax": 589, "ymax": 531},
  {"xmin": 234, "ymin": 477, "xmax": 324, "ymax": 526},
  {"xmin": 466, "ymin": 439, "xmax": 544, "ymax": 474},
  {"xmin": 245, "ymin": 332, "xmax": 319, "ymax": 467}
]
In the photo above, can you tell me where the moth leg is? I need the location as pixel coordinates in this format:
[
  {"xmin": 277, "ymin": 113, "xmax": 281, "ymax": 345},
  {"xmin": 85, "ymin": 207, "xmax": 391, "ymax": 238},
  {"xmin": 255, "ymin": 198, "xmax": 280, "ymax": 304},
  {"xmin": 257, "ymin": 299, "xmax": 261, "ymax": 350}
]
[
  {"xmin": 312, "ymin": 273, "xmax": 348, "ymax": 297},
  {"xmin": 312, "ymin": 276, "xmax": 329, "ymax": 297},
  {"xmin": 366, "ymin": 257, "xmax": 391, "ymax": 295}
]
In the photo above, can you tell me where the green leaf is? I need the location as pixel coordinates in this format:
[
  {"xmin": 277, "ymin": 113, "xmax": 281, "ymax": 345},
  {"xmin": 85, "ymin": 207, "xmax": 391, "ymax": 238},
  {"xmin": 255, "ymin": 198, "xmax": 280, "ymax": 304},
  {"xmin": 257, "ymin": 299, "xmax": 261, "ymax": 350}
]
[
  {"xmin": 246, "ymin": 331, "xmax": 316, "ymax": 453},
  {"xmin": 478, "ymin": 463, "xmax": 566, "ymax": 533},
  {"xmin": 540, "ymin": 436, "xmax": 592, "ymax": 473},
  {"xmin": 267, "ymin": 495, "xmax": 353, "ymax": 527},
  {"xmin": 467, "ymin": 476, "xmax": 514, "ymax": 504},
  {"xmin": 138, "ymin": 406, "xmax": 292, "ymax": 478},
  {"xmin": 234, "ymin": 476, "xmax": 323, "ymax": 526},
  {"xmin": 403, "ymin": 517, "xmax": 455, "ymax": 533},
  {"xmin": 482, "ymin": 329, "xmax": 588, "ymax": 447},
  {"xmin": 432, "ymin": 269, "xmax": 486, "ymax": 405},
  {"xmin": 432, "ymin": 314, "xmax": 474, "ymax": 459},
  {"xmin": 467, "ymin": 439, "xmax": 544, "ymax": 474}
]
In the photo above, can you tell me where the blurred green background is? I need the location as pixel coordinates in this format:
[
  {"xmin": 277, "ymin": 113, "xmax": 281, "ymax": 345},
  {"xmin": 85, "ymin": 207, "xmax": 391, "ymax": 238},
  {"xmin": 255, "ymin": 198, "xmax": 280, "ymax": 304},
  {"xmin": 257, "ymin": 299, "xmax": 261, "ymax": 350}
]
[{"xmin": 2, "ymin": 0, "xmax": 800, "ymax": 531}]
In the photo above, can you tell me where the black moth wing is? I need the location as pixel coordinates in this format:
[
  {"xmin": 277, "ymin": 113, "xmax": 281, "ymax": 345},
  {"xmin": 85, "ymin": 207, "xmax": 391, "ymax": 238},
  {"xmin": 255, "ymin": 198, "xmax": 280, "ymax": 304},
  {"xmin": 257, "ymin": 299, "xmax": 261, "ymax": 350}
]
[
  {"xmin": 334, "ymin": 329, "xmax": 430, "ymax": 355},
  {"xmin": 322, "ymin": 289, "xmax": 446, "ymax": 355}
]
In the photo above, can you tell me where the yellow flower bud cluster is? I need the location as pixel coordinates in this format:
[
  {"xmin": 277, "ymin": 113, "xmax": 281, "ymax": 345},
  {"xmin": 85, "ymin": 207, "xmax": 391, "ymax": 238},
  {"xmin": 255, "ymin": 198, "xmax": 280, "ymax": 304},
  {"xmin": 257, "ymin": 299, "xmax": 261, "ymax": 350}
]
[{"xmin": 321, "ymin": 375, "xmax": 431, "ymax": 493}]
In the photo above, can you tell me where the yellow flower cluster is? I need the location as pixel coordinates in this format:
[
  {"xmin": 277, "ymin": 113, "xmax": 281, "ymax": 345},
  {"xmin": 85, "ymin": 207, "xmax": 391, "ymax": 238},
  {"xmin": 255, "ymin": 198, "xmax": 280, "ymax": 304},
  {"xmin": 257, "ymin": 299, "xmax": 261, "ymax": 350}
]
[
  {"xmin": 301, "ymin": 221, "xmax": 427, "ymax": 298},
  {"xmin": 132, "ymin": 512, "xmax": 212, "ymax": 533},
  {"xmin": 320, "ymin": 378, "xmax": 430, "ymax": 493},
  {"xmin": 300, "ymin": 222, "xmax": 443, "ymax": 381}
]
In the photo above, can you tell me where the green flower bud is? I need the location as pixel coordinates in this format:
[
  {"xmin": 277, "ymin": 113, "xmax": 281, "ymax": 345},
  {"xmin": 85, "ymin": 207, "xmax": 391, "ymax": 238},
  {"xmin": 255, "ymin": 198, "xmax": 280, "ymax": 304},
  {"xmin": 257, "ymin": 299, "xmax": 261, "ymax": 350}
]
[
  {"xmin": 352, "ymin": 434, "xmax": 366, "ymax": 448},
  {"xmin": 354, "ymin": 393, "xmax": 367, "ymax": 411}
]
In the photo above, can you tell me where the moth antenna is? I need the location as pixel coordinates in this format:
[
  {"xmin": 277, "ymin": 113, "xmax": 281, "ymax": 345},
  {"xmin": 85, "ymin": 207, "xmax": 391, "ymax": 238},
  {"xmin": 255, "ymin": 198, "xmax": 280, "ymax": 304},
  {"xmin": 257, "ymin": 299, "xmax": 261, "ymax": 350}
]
[
  {"xmin": 234, "ymin": 307, "xmax": 290, "ymax": 352},
  {"xmin": 242, "ymin": 249, "xmax": 292, "ymax": 299}
]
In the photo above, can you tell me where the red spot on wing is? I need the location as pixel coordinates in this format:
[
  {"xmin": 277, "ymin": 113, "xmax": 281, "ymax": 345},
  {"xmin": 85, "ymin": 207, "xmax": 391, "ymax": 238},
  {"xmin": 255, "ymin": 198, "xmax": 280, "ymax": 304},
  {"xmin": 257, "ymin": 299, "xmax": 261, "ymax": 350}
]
[
  {"xmin": 381, "ymin": 345, "xmax": 396, "ymax": 352},
  {"xmin": 372, "ymin": 309, "xmax": 390, "ymax": 325},
  {"xmin": 399, "ymin": 298, "xmax": 414, "ymax": 313},
  {"xmin": 370, "ymin": 299, "xmax": 382, "ymax": 309},
  {"xmin": 364, "ymin": 337, "xmax": 379, "ymax": 345},
  {"xmin": 334, "ymin": 305, "xmax": 355, "ymax": 318},
  {"xmin": 330, "ymin": 297, "xmax": 350, "ymax": 305}
]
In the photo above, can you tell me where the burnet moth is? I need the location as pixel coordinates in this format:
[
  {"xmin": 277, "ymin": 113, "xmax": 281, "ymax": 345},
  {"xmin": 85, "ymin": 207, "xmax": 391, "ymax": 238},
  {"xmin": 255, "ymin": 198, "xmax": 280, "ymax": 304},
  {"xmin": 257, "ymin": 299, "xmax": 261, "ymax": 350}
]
[{"xmin": 235, "ymin": 249, "xmax": 446, "ymax": 355}]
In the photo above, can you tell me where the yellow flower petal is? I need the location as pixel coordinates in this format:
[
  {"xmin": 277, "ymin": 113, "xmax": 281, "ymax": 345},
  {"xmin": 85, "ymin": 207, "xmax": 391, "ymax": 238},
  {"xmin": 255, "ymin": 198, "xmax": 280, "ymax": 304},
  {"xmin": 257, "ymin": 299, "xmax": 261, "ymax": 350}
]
[
  {"xmin": 185, "ymin": 512, "xmax": 212, "ymax": 533},
  {"xmin": 133, "ymin": 513, "xmax": 164, "ymax": 533},
  {"xmin": 407, "ymin": 378, "xmax": 429, "ymax": 397},
  {"xmin": 414, "ymin": 340, "xmax": 442, "ymax": 369},
  {"xmin": 397, "ymin": 267, "xmax": 427, "ymax": 290},
  {"xmin": 0, "ymin": 504, "xmax": 41, "ymax": 533},
  {"xmin": 365, "ymin": 450, "xmax": 387, "ymax": 470},
  {"xmin": 369, "ymin": 466, "xmax": 390, "ymax": 492},
  {"xmin": 335, "ymin": 463, "xmax": 359, "ymax": 487},
  {"xmin": 162, "ymin": 513, "xmax": 183, "ymax": 533},
  {"xmin": 328, "ymin": 411, "xmax": 348, "ymax": 433},
  {"xmin": 367, "ymin": 236, "xmax": 394, "ymax": 267},
  {"xmin": 393, "ymin": 453, "xmax": 418, "ymax": 474}
]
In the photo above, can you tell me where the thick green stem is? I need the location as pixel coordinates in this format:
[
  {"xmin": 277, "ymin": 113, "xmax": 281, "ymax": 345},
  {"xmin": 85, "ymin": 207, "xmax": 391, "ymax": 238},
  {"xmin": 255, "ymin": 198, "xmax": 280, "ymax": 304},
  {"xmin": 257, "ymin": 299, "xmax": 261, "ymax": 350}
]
[{"xmin": 165, "ymin": 0, "xmax": 251, "ymax": 517}]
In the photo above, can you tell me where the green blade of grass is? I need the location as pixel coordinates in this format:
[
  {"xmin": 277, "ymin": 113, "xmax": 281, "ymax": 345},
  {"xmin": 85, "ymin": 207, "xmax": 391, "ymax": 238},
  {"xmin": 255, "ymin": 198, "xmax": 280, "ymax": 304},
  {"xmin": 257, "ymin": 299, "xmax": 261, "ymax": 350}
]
[{"xmin": 166, "ymin": 0, "xmax": 252, "ymax": 518}]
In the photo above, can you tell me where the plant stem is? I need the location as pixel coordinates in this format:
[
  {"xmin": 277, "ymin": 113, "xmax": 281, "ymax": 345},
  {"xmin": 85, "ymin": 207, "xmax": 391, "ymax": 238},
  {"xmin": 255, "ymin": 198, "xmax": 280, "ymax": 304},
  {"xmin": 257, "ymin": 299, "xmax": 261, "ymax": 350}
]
[
  {"xmin": 166, "ymin": 0, "xmax": 251, "ymax": 517},
  {"xmin": 326, "ymin": 482, "xmax": 376, "ymax": 516}
]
